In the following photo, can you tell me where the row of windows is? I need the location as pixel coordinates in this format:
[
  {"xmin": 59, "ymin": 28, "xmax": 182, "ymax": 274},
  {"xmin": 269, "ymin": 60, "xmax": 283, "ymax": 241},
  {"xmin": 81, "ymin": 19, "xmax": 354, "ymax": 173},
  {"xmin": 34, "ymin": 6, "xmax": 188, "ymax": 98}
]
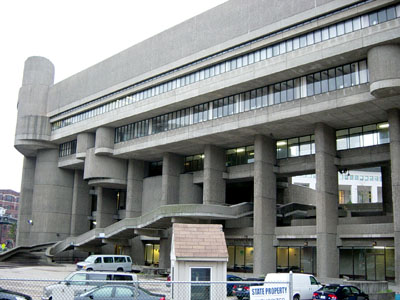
[
  {"xmin": 340, "ymin": 174, "xmax": 381, "ymax": 182},
  {"xmin": 184, "ymin": 154, "xmax": 204, "ymax": 173},
  {"xmin": 51, "ymin": 0, "xmax": 374, "ymax": 122},
  {"xmin": 0, "ymin": 194, "xmax": 19, "ymax": 202},
  {"xmin": 276, "ymin": 122, "xmax": 389, "ymax": 159},
  {"xmin": 51, "ymin": 3, "xmax": 398, "ymax": 131},
  {"xmin": 115, "ymin": 60, "xmax": 368, "ymax": 143},
  {"xmin": 336, "ymin": 123, "xmax": 389, "ymax": 150},
  {"xmin": 59, "ymin": 140, "xmax": 77, "ymax": 157}
]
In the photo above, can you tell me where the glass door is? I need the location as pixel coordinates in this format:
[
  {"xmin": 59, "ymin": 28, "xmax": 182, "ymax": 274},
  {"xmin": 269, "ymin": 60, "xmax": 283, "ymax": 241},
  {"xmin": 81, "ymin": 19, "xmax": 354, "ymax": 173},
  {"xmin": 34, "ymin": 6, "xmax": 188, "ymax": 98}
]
[{"xmin": 366, "ymin": 252, "xmax": 385, "ymax": 281}]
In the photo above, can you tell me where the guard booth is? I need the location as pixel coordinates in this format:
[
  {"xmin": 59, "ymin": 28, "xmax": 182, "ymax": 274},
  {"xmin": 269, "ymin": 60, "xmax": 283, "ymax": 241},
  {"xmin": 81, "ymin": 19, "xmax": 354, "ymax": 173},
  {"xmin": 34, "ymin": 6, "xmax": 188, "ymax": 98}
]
[{"xmin": 170, "ymin": 223, "xmax": 228, "ymax": 300}]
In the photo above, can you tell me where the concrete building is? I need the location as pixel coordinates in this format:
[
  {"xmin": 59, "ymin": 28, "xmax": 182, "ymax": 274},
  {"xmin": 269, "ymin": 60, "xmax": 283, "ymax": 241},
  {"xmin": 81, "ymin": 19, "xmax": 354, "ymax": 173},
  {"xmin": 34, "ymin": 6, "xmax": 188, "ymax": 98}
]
[{"xmin": 14, "ymin": 0, "xmax": 400, "ymax": 284}]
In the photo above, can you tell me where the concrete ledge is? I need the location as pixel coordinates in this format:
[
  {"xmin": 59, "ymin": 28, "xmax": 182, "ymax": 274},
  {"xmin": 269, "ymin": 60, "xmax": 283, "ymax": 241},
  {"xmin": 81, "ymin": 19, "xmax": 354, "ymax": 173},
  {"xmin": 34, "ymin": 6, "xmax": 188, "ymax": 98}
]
[{"xmin": 370, "ymin": 79, "xmax": 400, "ymax": 98}]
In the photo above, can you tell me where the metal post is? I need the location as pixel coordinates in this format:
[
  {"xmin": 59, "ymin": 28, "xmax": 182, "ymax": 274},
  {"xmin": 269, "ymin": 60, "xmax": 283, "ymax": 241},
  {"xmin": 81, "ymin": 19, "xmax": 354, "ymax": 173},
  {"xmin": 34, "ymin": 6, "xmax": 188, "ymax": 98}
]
[{"xmin": 289, "ymin": 271, "xmax": 293, "ymax": 300}]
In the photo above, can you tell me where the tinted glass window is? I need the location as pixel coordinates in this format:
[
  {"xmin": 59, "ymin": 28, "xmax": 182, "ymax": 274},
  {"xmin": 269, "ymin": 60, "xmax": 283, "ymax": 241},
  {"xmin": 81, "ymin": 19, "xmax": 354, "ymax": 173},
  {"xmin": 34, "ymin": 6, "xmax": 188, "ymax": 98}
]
[
  {"xmin": 114, "ymin": 257, "xmax": 126, "ymax": 263},
  {"xmin": 88, "ymin": 274, "xmax": 108, "ymax": 281},
  {"xmin": 91, "ymin": 287, "xmax": 113, "ymax": 298},
  {"xmin": 113, "ymin": 275, "xmax": 134, "ymax": 281},
  {"xmin": 104, "ymin": 257, "xmax": 113, "ymax": 263},
  {"xmin": 115, "ymin": 287, "xmax": 134, "ymax": 297},
  {"xmin": 321, "ymin": 286, "xmax": 340, "ymax": 292}
]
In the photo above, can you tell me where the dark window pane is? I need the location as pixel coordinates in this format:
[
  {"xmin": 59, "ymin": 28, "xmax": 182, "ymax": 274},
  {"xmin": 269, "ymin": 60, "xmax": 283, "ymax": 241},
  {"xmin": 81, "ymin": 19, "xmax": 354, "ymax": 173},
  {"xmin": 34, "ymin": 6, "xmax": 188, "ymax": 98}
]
[
  {"xmin": 287, "ymin": 80, "xmax": 294, "ymax": 101},
  {"xmin": 314, "ymin": 72, "xmax": 321, "ymax": 95},
  {"xmin": 343, "ymin": 64, "xmax": 351, "ymax": 88},
  {"xmin": 329, "ymin": 68, "xmax": 336, "ymax": 91},
  {"xmin": 378, "ymin": 9, "xmax": 387, "ymax": 23},
  {"xmin": 321, "ymin": 70, "xmax": 329, "ymax": 93},
  {"xmin": 274, "ymin": 83, "xmax": 281, "ymax": 104},
  {"xmin": 307, "ymin": 74, "xmax": 314, "ymax": 96},
  {"xmin": 387, "ymin": 7, "xmax": 396, "ymax": 20},
  {"xmin": 336, "ymin": 66, "xmax": 344, "ymax": 89},
  {"xmin": 281, "ymin": 82, "xmax": 287, "ymax": 103},
  {"xmin": 369, "ymin": 12, "xmax": 378, "ymax": 25}
]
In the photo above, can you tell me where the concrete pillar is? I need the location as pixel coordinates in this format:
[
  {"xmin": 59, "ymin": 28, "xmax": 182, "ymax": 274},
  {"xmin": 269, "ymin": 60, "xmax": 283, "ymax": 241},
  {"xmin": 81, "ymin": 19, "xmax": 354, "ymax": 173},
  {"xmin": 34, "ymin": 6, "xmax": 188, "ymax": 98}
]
[
  {"xmin": 351, "ymin": 185, "xmax": 358, "ymax": 203},
  {"xmin": 161, "ymin": 153, "xmax": 183, "ymax": 206},
  {"xmin": 30, "ymin": 149, "xmax": 74, "ymax": 244},
  {"xmin": 96, "ymin": 187, "xmax": 116, "ymax": 228},
  {"xmin": 253, "ymin": 135, "xmax": 276, "ymax": 276},
  {"xmin": 15, "ymin": 57, "xmax": 54, "ymax": 156},
  {"xmin": 126, "ymin": 159, "xmax": 144, "ymax": 218},
  {"xmin": 203, "ymin": 145, "xmax": 226, "ymax": 205},
  {"xmin": 76, "ymin": 133, "xmax": 95, "ymax": 159},
  {"xmin": 130, "ymin": 237, "xmax": 145, "ymax": 265},
  {"xmin": 95, "ymin": 127, "xmax": 114, "ymax": 155},
  {"xmin": 381, "ymin": 165, "xmax": 393, "ymax": 215},
  {"xmin": 179, "ymin": 174, "xmax": 203, "ymax": 204},
  {"xmin": 388, "ymin": 109, "xmax": 400, "ymax": 285},
  {"xmin": 16, "ymin": 156, "xmax": 36, "ymax": 246},
  {"xmin": 367, "ymin": 44, "xmax": 400, "ymax": 98},
  {"xmin": 315, "ymin": 123, "xmax": 339, "ymax": 278},
  {"xmin": 70, "ymin": 170, "xmax": 91, "ymax": 236},
  {"xmin": 159, "ymin": 228, "xmax": 172, "ymax": 269}
]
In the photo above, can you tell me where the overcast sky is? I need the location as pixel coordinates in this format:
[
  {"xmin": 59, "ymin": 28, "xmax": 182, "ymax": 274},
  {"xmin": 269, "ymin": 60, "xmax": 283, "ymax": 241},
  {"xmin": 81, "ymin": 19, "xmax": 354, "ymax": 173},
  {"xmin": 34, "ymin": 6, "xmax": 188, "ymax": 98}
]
[{"xmin": 0, "ymin": 0, "xmax": 227, "ymax": 192}]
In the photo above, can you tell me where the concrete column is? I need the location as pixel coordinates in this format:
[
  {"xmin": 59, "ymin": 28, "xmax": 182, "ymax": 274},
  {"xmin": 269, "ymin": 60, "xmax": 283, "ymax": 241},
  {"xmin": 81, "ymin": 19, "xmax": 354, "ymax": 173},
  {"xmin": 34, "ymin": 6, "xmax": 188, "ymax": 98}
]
[
  {"xmin": 203, "ymin": 145, "xmax": 226, "ymax": 205},
  {"xmin": 16, "ymin": 156, "xmax": 36, "ymax": 246},
  {"xmin": 367, "ymin": 44, "xmax": 400, "ymax": 98},
  {"xmin": 70, "ymin": 170, "xmax": 91, "ymax": 236},
  {"xmin": 315, "ymin": 123, "xmax": 339, "ymax": 278},
  {"xmin": 388, "ymin": 109, "xmax": 400, "ymax": 285},
  {"xmin": 126, "ymin": 159, "xmax": 144, "ymax": 218},
  {"xmin": 30, "ymin": 149, "xmax": 74, "ymax": 244},
  {"xmin": 381, "ymin": 165, "xmax": 393, "ymax": 215},
  {"xmin": 96, "ymin": 187, "xmax": 115, "ymax": 228},
  {"xmin": 253, "ymin": 135, "xmax": 276, "ymax": 276},
  {"xmin": 351, "ymin": 185, "xmax": 358, "ymax": 203},
  {"xmin": 130, "ymin": 237, "xmax": 145, "ymax": 265},
  {"xmin": 159, "ymin": 228, "xmax": 172, "ymax": 269},
  {"xmin": 95, "ymin": 127, "xmax": 114, "ymax": 155},
  {"xmin": 161, "ymin": 153, "xmax": 183, "ymax": 206}
]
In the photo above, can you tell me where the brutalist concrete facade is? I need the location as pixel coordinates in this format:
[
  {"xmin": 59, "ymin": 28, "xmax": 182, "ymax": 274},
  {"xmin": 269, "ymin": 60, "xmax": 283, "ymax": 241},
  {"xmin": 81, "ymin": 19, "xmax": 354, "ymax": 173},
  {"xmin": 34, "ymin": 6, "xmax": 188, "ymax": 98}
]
[{"xmin": 15, "ymin": 0, "xmax": 400, "ymax": 283}]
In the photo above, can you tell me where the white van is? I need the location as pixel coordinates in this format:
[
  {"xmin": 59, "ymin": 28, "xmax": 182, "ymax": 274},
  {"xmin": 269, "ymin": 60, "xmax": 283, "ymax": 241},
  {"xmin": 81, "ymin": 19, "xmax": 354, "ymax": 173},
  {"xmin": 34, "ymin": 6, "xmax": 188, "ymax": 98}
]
[
  {"xmin": 42, "ymin": 271, "xmax": 137, "ymax": 300},
  {"xmin": 264, "ymin": 273, "xmax": 322, "ymax": 300},
  {"xmin": 76, "ymin": 255, "xmax": 132, "ymax": 272}
]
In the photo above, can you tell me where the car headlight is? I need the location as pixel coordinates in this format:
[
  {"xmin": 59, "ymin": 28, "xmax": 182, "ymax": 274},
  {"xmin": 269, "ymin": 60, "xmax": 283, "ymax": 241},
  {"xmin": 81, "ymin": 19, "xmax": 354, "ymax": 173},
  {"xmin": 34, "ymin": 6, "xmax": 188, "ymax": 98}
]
[{"xmin": 83, "ymin": 266, "xmax": 87, "ymax": 269}]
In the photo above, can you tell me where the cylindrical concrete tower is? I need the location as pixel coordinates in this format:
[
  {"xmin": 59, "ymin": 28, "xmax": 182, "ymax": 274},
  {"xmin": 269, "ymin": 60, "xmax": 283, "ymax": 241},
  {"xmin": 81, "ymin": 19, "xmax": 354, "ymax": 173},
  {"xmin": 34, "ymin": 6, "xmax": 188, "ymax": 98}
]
[
  {"xmin": 368, "ymin": 44, "xmax": 400, "ymax": 98},
  {"xmin": 15, "ymin": 56, "xmax": 55, "ymax": 156}
]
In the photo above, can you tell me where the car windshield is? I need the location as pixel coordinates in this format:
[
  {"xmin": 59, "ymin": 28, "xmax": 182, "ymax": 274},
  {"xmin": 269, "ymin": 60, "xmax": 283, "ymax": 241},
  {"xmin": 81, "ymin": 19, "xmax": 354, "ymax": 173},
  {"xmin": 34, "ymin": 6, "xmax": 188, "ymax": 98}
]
[
  {"xmin": 320, "ymin": 286, "xmax": 340, "ymax": 292},
  {"xmin": 84, "ymin": 256, "xmax": 96, "ymax": 263}
]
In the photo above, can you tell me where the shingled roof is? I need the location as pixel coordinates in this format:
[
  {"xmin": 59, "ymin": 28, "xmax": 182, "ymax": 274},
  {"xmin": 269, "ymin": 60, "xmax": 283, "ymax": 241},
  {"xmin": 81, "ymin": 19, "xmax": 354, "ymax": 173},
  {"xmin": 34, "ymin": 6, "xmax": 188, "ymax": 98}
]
[{"xmin": 172, "ymin": 223, "xmax": 228, "ymax": 260}]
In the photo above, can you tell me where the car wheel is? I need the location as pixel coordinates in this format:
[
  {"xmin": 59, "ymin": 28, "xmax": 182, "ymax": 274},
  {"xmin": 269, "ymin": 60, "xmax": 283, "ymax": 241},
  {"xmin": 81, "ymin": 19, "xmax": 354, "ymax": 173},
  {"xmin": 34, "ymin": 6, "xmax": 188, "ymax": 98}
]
[
  {"xmin": 294, "ymin": 295, "xmax": 300, "ymax": 300},
  {"xmin": 87, "ymin": 268, "xmax": 93, "ymax": 271},
  {"xmin": 117, "ymin": 267, "xmax": 124, "ymax": 272}
]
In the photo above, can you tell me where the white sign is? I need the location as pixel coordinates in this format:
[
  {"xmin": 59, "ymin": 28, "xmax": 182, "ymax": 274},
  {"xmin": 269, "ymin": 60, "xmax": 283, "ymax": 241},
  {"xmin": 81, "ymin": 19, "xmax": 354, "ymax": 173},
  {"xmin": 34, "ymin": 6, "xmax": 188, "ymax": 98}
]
[{"xmin": 250, "ymin": 283, "xmax": 289, "ymax": 300}]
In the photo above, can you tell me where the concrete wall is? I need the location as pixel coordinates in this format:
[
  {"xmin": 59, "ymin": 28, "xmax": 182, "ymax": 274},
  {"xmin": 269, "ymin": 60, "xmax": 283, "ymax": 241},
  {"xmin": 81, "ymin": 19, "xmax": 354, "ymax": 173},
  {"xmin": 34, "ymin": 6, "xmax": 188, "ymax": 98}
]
[
  {"xmin": 179, "ymin": 174, "xmax": 203, "ymax": 204},
  {"xmin": 30, "ymin": 149, "xmax": 74, "ymax": 243},
  {"xmin": 84, "ymin": 148, "xmax": 127, "ymax": 181},
  {"xmin": 16, "ymin": 156, "xmax": 36, "ymax": 246},
  {"xmin": 47, "ymin": 0, "xmax": 354, "ymax": 113},
  {"xmin": 142, "ymin": 176, "xmax": 162, "ymax": 213},
  {"xmin": 70, "ymin": 170, "xmax": 91, "ymax": 236}
]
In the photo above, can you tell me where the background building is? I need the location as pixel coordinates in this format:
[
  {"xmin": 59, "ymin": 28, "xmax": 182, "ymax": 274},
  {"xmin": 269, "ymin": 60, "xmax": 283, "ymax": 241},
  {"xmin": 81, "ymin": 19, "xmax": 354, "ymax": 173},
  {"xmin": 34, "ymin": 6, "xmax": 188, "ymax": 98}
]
[
  {"xmin": 0, "ymin": 190, "xmax": 19, "ymax": 248},
  {"xmin": 14, "ymin": 0, "xmax": 400, "ymax": 284}
]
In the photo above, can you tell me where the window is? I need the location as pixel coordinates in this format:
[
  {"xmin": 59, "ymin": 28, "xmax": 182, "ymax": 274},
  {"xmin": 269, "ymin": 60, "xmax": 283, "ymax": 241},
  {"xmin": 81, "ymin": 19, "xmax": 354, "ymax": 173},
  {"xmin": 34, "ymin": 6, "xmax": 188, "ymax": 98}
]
[{"xmin": 103, "ymin": 257, "xmax": 113, "ymax": 263}]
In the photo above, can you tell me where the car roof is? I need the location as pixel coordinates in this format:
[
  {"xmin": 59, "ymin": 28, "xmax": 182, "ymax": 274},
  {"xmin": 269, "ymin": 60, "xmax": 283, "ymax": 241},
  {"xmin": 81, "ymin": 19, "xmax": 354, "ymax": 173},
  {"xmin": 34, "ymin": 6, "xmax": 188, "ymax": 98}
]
[{"xmin": 73, "ymin": 271, "xmax": 135, "ymax": 275}]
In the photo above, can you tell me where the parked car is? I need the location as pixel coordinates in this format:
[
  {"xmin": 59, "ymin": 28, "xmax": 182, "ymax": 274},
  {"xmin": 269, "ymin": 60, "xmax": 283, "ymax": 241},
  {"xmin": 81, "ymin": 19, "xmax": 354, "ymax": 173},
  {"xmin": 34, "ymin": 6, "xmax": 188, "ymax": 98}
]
[
  {"xmin": 227, "ymin": 274, "xmax": 243, "ymax": 296},
  {"xmin": 74, "ymin": 284, "xmax": 165, "ymax": 300},
  {"xmin": 42, "ymin": 271, "xmax": 137, "ymax": 300},
  {"xmin": 312, "ymin": 284, "xmax": 369, "ymax": 300},
  {"xmin": 232, "ymin": 278, "xmax": 264, "ymax": 300},
  {"xmin": 76, "ymin": 255, "xmax": 132, "ymax": 272},
  {"xmin": 0, "ymin": 288, "xmax": 32, "ymax": 300},
  {"xmin": 265, "ymin": 273, "xmax": 322, "ymax": 300}
]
